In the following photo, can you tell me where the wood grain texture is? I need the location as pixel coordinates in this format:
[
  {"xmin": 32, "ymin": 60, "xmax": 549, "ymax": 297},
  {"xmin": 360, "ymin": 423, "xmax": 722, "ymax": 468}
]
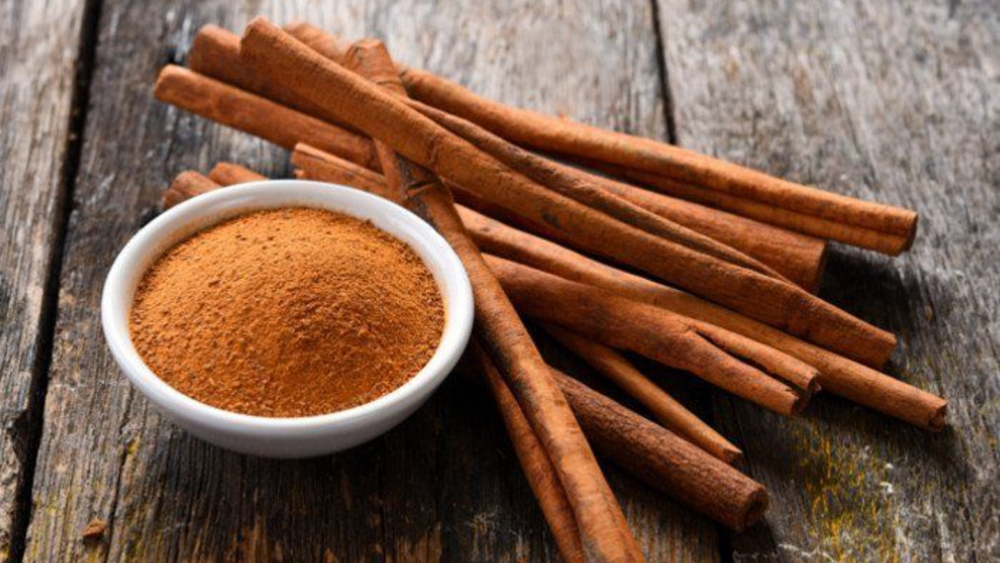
[
  {"xmin": 0, "ymin": 0, "xmax": 91, "ymax": 560},
  {"xmin": 657, "ymin": 0, "xmax": 999, "ymax": 561},
  {"xmin": 21, "ymin": 1, "xmax": 717, "ymax": 561}
]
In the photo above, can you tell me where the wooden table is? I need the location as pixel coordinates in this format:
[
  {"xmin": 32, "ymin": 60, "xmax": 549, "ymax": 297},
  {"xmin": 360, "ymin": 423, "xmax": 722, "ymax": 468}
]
[{"xmin": 1, "ymin": 1, "xmax": 996, "ymax": 561}]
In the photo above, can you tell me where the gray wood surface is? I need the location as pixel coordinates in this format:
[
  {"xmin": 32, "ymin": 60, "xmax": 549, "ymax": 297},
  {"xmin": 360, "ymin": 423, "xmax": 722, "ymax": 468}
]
[
  {"xmin": 658, "ymin": 0, "xmax": 999, "ymax": 561},
  {"xmin": 1, "ymin": 0, "xmax": 996, "ymax": 561},
  {"xmin": 17, "ymin": 1, "xmax": 717, "ymax": 562},
  {"xmin": 0, "ymin": 1, "xmax": 91, "ymax": 561}
]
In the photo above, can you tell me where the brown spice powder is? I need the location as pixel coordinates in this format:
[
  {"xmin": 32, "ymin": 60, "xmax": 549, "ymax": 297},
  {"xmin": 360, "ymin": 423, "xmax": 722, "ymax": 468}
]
[{"xmin": 130, "ymin": 208, "xmax": 444, "ymax": 417}]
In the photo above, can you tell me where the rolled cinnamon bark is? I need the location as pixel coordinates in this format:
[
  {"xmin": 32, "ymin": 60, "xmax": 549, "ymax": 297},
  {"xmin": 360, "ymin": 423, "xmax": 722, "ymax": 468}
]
[
  {"xmin": 230, "ymin": 21, "xmax": 895, "ymax": 368},
  {"xmin": 396, "ymin": 66, "xmax": 918, "ymax": 255},
  {"xmin": 189, "ymin": 24, "xmax": 363, "ymax": 137},
  {"xmin": 153, "ymin": 65, "xmax": 379, "ymax": 170},
  {"xmin": 208, "ymin": 162, "xmax": 265, "ymax": 185},
  {"xmin": 551, "ymin": 368, "xmax": 768, "ymax": 532},
  {"xmin": 292, "ymin": 143, "xmax": 386, "ymax": 193},
  {"xmin": 175, "ymin": 24, "xmax": 891, "ymax": 363},
  {"xmin": 460, "ymin": 208, "xmax": 947, "ymax": 430},
  {"xmin": 283, "ymin": 22, "xmax": 353, "ymax": 62},
  {"xmin": 589, "ymin": 163, "xmax": 914, "ymax": 256},
  {"xmin": 470, "ymin": 344, "xmax": 585, "ymax": 563},
  {"xmin": 166, "ymin": 168, "xmax": 769, "ymax": 531},
  {"xmin": 544, "ymin": 324, "xmax": 742, "ymax": 464},
  {"xmin": 162, "ymin": 170, "xmax": 216, "ymax": 208}
]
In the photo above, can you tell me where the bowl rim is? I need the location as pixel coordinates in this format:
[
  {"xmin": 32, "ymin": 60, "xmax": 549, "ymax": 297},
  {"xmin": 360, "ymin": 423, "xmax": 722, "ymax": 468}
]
[{"xmin": 101, "ymin": 180, "xmax": 474, "ymax": 435}]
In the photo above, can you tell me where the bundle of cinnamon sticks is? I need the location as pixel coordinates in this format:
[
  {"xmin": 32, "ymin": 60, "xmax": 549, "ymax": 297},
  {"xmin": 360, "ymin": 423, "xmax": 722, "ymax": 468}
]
[{"xmin": 153, "ymin": 18, "xmax": 946, "ymax": 563}]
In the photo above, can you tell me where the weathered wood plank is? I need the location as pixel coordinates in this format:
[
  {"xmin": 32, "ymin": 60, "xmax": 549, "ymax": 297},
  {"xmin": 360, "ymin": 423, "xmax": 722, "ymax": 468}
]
[
  {"xmin": 23, "ymin": 1, "xmax": 717, "ymax": 561},
  {"xmin": 0, "ymin": 0, "xmax": 91, "ymax": 560},
  {"xmin": 657, "ymin": 0, "xmax": 999, "ymax": 561}
]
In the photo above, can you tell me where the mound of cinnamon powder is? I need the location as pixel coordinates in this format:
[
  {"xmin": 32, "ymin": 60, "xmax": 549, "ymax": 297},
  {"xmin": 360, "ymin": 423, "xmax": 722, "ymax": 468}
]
[{"xmin": 130, "ymin": 208, "xmax": 445, "ymax": 417}]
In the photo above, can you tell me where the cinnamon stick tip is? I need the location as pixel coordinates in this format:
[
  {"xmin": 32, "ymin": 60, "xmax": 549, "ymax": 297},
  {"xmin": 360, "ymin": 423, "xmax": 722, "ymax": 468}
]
[
  {"xmin": 243, "ymin": 15, "xmax": 278, "ymax": 38},
  {"xmin": 169, "ymin": 170, "xmax": 210, "ymax": 190},
  {"xmin": 281, "ymin": 21, "xmax": 311, "ymax": 34},
  {"xmin": 866, "ymin": 333, "xmax": 898, "ymax": 370},
  {"xmin": 152, "ymin": 64, "xmax": 184, "ymax": 99},
  {"xmin": 735, "ymin": 488, "xmax": 769, "ymax": 532},
  {"xmin": 188, "ymin": 25, "xmax": 238, "ymax": 74},
  {"xmin": 721, "ymin": 446, "xmax": 744, "ymax": 465},
  {"xmin": 788, "ymin": 391, "xmax": 812, "ymax": 416},
  {"xmin": 900, "ymin": 213, "xmax": 919, "ymax": 253},
  {"xmin": 925, "ymin": 400, "xmax": 947, "ymax": 432},
  {"xmin": 195, "ymin": 23, "xmax": 228, "ymax": 35},
  {"xmin": 881, "ymin": 212, "xmax": 919, "ymax": 256},
  {"xmin": 208, "ymin": 162, "xmax": 233, "ymax": 177},
  {"xmin": 806, "ymin": 242, "xmax": 830, "ymax": 294},
  {"xmin": 192, "ymin": 22, "xmax": 230, "ymax": 43},
  {"xmin": 803, "ymin": 373, "xmax": 823, "ymax": 397}
]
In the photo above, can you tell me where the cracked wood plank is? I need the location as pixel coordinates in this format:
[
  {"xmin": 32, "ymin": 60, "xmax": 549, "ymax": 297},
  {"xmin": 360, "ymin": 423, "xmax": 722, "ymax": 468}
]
[
  {"xmin": 656, "ymin": 0, "xmax": 999, "ymax": 561},
  {"xmin": 0, "ymin": 0, "xmax": 92, "ymax": 560},
  {"xmin": 22, "ymin": 1, "xmax": 717, "ymax": 561}
]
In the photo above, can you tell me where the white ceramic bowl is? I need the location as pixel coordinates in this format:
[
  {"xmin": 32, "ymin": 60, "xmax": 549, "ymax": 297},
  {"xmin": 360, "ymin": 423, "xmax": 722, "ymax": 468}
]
[{"xmin": 102, "ymin": 180, "xmax": 474, "ymax": 458}]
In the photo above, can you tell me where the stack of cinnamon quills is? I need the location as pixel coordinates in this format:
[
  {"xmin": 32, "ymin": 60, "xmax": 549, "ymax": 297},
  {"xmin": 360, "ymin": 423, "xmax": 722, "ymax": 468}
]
[{"xmin": 154, "ymin": 18, "xmax": 946, "ymax": 563}]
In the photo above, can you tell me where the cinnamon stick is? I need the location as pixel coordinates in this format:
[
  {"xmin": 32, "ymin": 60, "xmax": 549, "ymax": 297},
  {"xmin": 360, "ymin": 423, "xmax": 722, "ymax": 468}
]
[
  {"xmin": 166, "ymin": 168, "xmax": 770, "ymax": 531},
  {"xmin": 341, "ymin": 40, "xmax": 430, "ymax": 203},
  {"xmin": 208, "ymin": 162, "xmax": 266, "ymax": 185},
  {"xmin": 292, "ymin": 143, "xmax": 386, "ymax": 193},
  {"xmin": 235, "ymin": 20, "xmax": 895, "ymax": 368},
  {"xmin": 461, "ymin": 208, "xmax": 946, "ymax": 430},
  {"xmin": 162, "ymin": 170, "xmax": 216, "ymax": 208},
  {"xmin": 396, "ymin": 66, "xmax": 919, "ymax": 255},
  {"xmin": 283, "ymin": 22, "xmax": 352, "ymax": 62},
  {"xmin": 544, "ymin": 325, "xmax": 742, "ymax": 464},
  {"xmin": 484, "ymin": 256, "xmax": 818, "ymax": 415},
  {"xmin": 470, "ymin": 344, "xmax": 586, "ymax": 563},
  {"xmin": 551, "ymin": 368, "xmax": 767, "ymax": 532},
  {"xmin": 189, "ymin": 24, "xmax": 364, "ymax": 136},
  {"xmin": 343, "ymin": 38, "xmax": 643, "ymax": 562},
  {"xmin": 589, "ymin": 164, "xmax": 914, "ymax": 256},
  {"xmin": 153, "ymin": 65, "xmax": 379, "ymax": 170}
]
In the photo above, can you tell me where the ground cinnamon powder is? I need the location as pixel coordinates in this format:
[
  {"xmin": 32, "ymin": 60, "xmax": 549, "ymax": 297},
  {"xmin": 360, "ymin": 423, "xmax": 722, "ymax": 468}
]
[{"xmin": 130, "ymin": 207, "xmax": 444, "ymax": 417}]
